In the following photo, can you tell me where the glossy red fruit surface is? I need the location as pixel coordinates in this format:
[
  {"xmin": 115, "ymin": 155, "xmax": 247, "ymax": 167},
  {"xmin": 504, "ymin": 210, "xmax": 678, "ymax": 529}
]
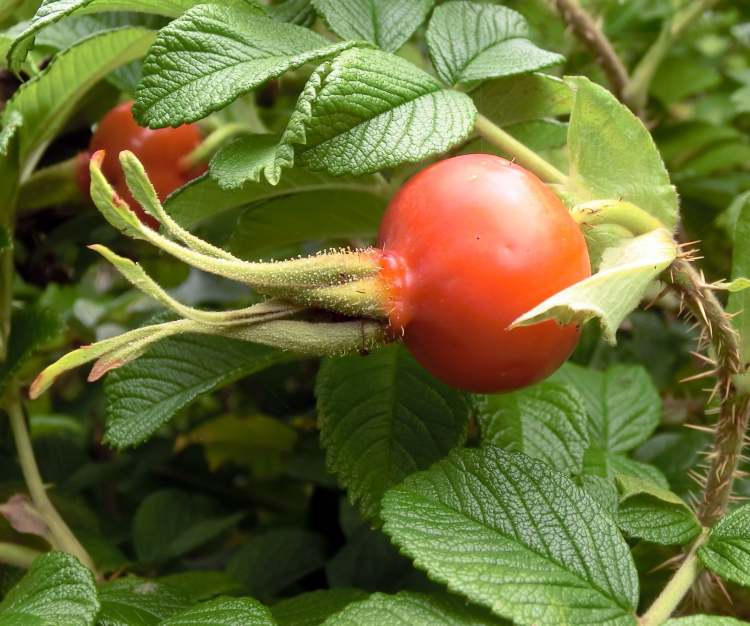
[
  {"xmin": 85, "ymin": 101, "xmax": 206, "ymax": 228},
  {"xmin": 377, "ymin": 154, "xmax": 591, "ymax": 393}
]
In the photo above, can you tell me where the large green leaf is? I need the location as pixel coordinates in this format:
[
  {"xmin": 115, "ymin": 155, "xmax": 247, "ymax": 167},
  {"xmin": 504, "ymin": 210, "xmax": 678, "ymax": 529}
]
[
  {"xmin": 698, "ymin": 503, "xmax": 750, "ymax": 587},
  {"xmin": 381, "ymin": 447, "xmax": 638, "ymax": 626},
  {"xmin": 426, "ymin": 1, "xmax": 563, "ymax": 86},
  {"xmin": 322, "ymin": 591, "xmax": 505, "ymax": 625},
  {"xmin": 511, "ymin": 228, "xmax": 677, "ymax": 344},
  {"xmin": 133, "ymin": 4, "xmax": 355, "ymax": 128},
  {"xmin": 0, "ymin": 552, "xmax": 99, "ymax": 626},
  {"xmin": 312, "ymin": 0, "xmax": 434, "ymax": 53},
  {"xmin": 97, "ymin": 577, "xmax": 193, "ymax": 626},
  {"xmin": 211, "ymin": 47, "xmax": 475, "ymax": 185},
  {"xmin": 565, "ymin": 77, "xmax": 678, "ymax": 230},
  {"xmin": 271, "ymin": 589, "xmax": 367, "ymax": 626},
  {"xmin": 728, "ymin": 193, "xmax": 750, "ymax": 369},
  {"xmin": 2, "ymin": 27, "xmax": 155, "ymax": 177},
  {"xmin": 316, "ymin": 344, "xmax": 471, "ymax": 519},
  {"xmin": 227, "ymin": 529, "xmax": 327, "ymax": 598},
  {"xmin": 551, "ymin": 363, "xmax": 661, "ymax": 453},
  {"xmin": 165, "ymin": 170, "xmax": 387, "ymax": 229},
  {"xmin": 477, "ymin": 381, "xmax": 589, "ymax": 473},
  {"xmin": 103, "ymin": 334, "xmax": 293, "ymax": 448},
  {"xmin": 616, "ymin": 475, "xmax": 701, "ymax": 546},
  {"xmin": 159, "ymin": 597, "xmax": 274, "ymax": 626},
  {"xmin": 133, "ymin": 489, "xmax": 242, "ymax": 563}
]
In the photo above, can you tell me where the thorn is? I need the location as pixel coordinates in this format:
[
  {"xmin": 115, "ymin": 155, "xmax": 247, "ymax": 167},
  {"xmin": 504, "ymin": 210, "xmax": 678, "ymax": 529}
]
[
  {"xmin": 685, "ymin": 424, "xmax": 716, "ymax": 434},
  {"xmin": 648, "ymin": 553, "xmax": 684, "ymax": 574},
  {"xmin": 680, "ymin": 369, "xmax": 719, "ymax": 383},
  {"xmin": 690, "ymin": 351, "xmax": 717, "ymax": 366}
]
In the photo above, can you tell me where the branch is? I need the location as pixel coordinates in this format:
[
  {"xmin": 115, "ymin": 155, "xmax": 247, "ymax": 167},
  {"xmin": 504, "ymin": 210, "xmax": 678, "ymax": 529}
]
[
  {"xmin": 666, "ymin": 258, "xmax": 749, "ymax": 526},
  {"xmin": 553, "ymin": 0, "xmax": 630, "ymax": 103}
]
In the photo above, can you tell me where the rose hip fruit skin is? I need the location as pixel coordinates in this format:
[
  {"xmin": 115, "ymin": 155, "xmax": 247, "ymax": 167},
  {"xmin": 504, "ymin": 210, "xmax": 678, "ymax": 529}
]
[
  {"xmin": 377, "ymin": 154, "xmax": 591, "ymax": 393},
  {"xmin": 86, "ymin": 101, "xmax": 206, "ymax": 228}
]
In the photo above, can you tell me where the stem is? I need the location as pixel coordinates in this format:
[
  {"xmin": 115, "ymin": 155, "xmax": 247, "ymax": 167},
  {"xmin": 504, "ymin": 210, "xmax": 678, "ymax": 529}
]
[
  {"xmin": 666, "ymin": 258, "xmax": 748, "ymax": 526},
  {"xmin": 639, "ymin": 531, "xmax": 708, "ymax": 626},
  {"xmin": 0, "ymin": 543, "xmax": 42, "ymax": 569},
  {"xmin": 179, "ymin": 123, "xmax": 254, "ymax": 170},
  {"xmin": 474, "ymin": 113, "xmax": 569, "ymax": 185},
  {"xmin": 571, "ymin": 200, "xmax": 665, "ymax": 235},
  {"xmin": 3, "ymin": 395, "xmax": 96, "ymax": 572},
  {"xmin": 553, "ymin": 0, "xmax": 630, "ymax": 102},
  {"xmin": 623, "ymin": 0, "xmax": 719, "ymax": 111}
]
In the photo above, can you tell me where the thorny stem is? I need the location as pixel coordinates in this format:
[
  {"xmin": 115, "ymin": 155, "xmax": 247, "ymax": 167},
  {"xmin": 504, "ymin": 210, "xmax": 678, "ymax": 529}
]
[
  {"xmin": 623, "ymin": 0, "xmax": 720, "ymax": 111},
  {"xmin": 667, "ymin": 258, "xmax": 749, "ymax": 526},
  {"xmin": 473, "ymin": 114, "xmax": 568, "ymax": 185},
  {"xmin": 639, "ymin": 530, "xmax": 709, "ymax": 626},
  {"xmin": 553, "ymin": 0, "xmax": 630, "ymax": 103},
  {"xmin": 3, "ymin": 394, "xmax": 96, "ymax": 572}
]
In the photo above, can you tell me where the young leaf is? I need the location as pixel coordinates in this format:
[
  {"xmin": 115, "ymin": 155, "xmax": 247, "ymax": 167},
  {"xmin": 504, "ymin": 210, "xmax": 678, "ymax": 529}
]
[
  {"xmin": 565, "ymin": 77, "xmax": 679, "ymax": 230},
  {"xmin": 426, "ymin": 2, "xmax": 563, "ymax": 86},
  {"xmin": 227, "ymin": 529, "xmax": 327, "ymax": 598},
  {"xmin": 728, "ymin": 193, "xmax": 750, "ymax": 367},
  {"xmin": 698, "ymin": 503, "xmax": 750, "ymax": 587},
  {"xmin": 165, "ymin": 169, "xmax": 387, "ymax": 230},
  {"xmin": 322, "ymin": 591, "xmax": 505, "ymax": 625},
  {"xmin": 271, "ymin": 589, "xmax": 367, "ymax": 626},
  {"xmin": 133, "ymin": 4, "xmax": 356, "ymax": 128},
  {"xmin": 511, "ymin": 229, "xmax": 678, "ymax": 344},
  {"xmin": 477, "ymin": 381, "xmax": 589, "ymax": 473},
  {"xmin": 133, "ymin": 489, "xmax": 243, "ymax": 563},
  {"xmin": 472, "ymin": 73, "xmax": 573, "ymax": 128},
  {"xmin": 312, "ymin": 0, "xmax": 435, "ymax": 53},
  {"xmin": 159, "ymin": 597, "xmax": 274, "ymax": 626},
  {"xmin": 616, "ymin": 475, "xmax": 701, "ymax": 546},
  {"xmin": 316, "ymin": 344, "xmax": 471, "ymax": 519},
  {"xmin": 97, "ymin": 577, "xmax": 193, "ymax": 626},
  {"xmin": 551, "ymin": 363, "xmax": 661, "ymax": 454},
  {"xmin": 0, "ymin": 552, "xmax": 99, "ymax": 626},
  {"xmin": 104, "ymin": 334, "xmax": 293, "ymax": 448},
  {"xmin": 3, "ymin": 27, "xmax": 155, "ymax": 175},
  {"xmin": 381, "ymin": 447, "xmax": 639, "ymax": 626}
]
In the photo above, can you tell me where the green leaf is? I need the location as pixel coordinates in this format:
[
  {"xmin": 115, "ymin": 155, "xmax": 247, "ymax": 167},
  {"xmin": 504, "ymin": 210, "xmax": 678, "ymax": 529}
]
[
  {"xmin": 228, "ymin": 188, "xmax": 385, "ymax": 260},
  {"xmin": 133, "ymin": 4, "xmax": 355, "ymax": 128},
  {"xmin": 133, "ymin": 489, "xmax": 242, "ymax": 563},
  {"xmin": 698, "ymin": 503, "xmax": 750, "ymax": 587},
  {"xmin": 551, "ymin": 363, "xmax": 661, "ymax": 453},
  {"xmin": 269, "ymin": 0, "xmax": 316, "ymax": 26},
  {"xmin": 316, "ymin": 344, "xmax": 471, "ymax": 519},
  {"xmin": 159, "ymin": 597, "xmax": 274, "ymax": 626},
  {"xmin": 511, "ymin": 229, "xmax": 678, "ymax": 344},
  {"xmin": 312, "ymin": 0, "xmax": 435, "ymax": 53},
  {"xmin": 322, "ymin": 591, "xmax": 505, "ymax": 625},
  {"xmin": 97, "ymin": 577, "xmax": 193, "ymax": 626},
  {"xmin": 103, "ymin": 334, "xmax": 293, "ymax": 448},
  {"xmin": 728, "ymin": 193, "xmax": 750, "ymax": 368},
  {"xmin": 227, "ymin": 529, "xmax": 326, "ymax": 598},
  {"xmin": 565, "ymin": 77, "xmax": 678, "ymax": 230},
  {"xmin": 472, "ymin": 73, "xmax": 573, "ymax": 128},
  {"xmin": 616, "ymin": 474, "xmax": 701, "ymax": 546},
  {"xmin": 381, "ymin": 447, "xmax": 638, "ymax": 626},
  {"xmin": 583, "ymin": 449, "xmax": 669, "ymax": 490},
  {"xmin": 157, "ymin": 572, "xmax": 241, "ymax": 602},
  {"xmin": 3, "ymin": 27, "xmax": 155, "ymax": 175},
  {"xmin": 6, "ymin": 0, "xmax": 242, "ymax": 72},
  {"xmin": 0, "ymin": 110, "xmax": 23, "ymax": 157},
  {"xmin": 477, "ymin": 381, "xmax": 589, "ymax": 473},
  {"xmin": 0, "ymin": 306, "xmax": 63, "ymax": 397},
  {"xmin": 426, "ymin": 1, "xmax": 563, "ymax": 86},
  {"xmin": 0, "ymin": 552, "xmax": 99, "ymax": 626},
  {"xmin": 271, "ymin": 589, "xmax": 368, "ymax": 626},
  {"xmin": 294, "ymin": 47, "xmax": 476, "ymax": 177},
  {"xmin": 165, "ymin": 170, "xmax": 386, "ymax": 230}
]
